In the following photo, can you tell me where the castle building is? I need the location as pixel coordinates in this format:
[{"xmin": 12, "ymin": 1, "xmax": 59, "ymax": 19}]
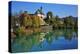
[{"xmin": 35, "ymin": 7, "xmax": 46, "ymax": 19}]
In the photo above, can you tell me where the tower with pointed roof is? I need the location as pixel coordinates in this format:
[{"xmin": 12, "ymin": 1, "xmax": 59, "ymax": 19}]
[{"xmin": 35, "ymin": 7, "xmax": 46, "ymax": 19}]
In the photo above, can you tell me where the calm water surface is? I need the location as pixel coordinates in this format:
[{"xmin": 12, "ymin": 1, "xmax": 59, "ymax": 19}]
[{"xmin": 11, "ymin": 29, "xmax": 78, "ymax": 52}]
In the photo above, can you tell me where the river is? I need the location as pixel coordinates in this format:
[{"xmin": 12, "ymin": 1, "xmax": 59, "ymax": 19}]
[{"xmin": 11, "ymin": 29, "xmax": 78, "ymax": 53}]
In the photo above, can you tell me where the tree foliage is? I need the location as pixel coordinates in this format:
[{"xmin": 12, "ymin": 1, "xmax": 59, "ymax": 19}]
[{"xmin": 47, "ymin": 11, "xmax": 53, "ymax": 19}]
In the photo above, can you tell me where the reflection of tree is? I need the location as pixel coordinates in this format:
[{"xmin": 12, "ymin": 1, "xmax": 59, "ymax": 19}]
[
  {"xmin": 13, "ymin": 36, "xmax": 33, "ymax": 52},
  {"xmin": 52, "ymin": 29, "xmax": 64, "ymax": 40},
  {"xmin": 12, "ymin": 32, "xmax": 47, "ymax": 52},
  {"xmin": 74, "ymin": 29, "xmax": 78, "ymax": 37},
  {"xmin": 32, "ymin": 33, "xmax": 43, "ymax": 46},
  {"xmin": 64, "ymin": 29, "xmax": 73, "ymax": 40},
  {"xmin": 45, "ymin": 32, "xmax": 53, "ymax": 44},
  {"xmin": 12, "ymin": 28, "xmax": 77, "ymax": 52}
]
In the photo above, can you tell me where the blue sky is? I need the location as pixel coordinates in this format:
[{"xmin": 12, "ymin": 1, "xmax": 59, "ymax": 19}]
[{"xmin": 10, "ymin": 1, "xmax": 78, "ymax": 18}]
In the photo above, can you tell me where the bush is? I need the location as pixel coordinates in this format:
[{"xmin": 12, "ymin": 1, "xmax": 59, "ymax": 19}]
[{"xmin": 16, "ymin": 26, "xmax": 26, "ymax": 36}]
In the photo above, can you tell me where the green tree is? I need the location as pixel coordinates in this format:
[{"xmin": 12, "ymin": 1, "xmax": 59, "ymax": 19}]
[
  {"xmin": 20, "ymin": 12, "xmax": 32, "ymax": 27},
  {"xmin": 64, "ymin": 16, "xmax": 74, "ymax": 28},
  {"xmin": 47, "ymin": 11, "xmax": 53, "ymax": 19},
  {"xmin": 32, "ymin": 15, "xmax": 41, "ymax": 28}
]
